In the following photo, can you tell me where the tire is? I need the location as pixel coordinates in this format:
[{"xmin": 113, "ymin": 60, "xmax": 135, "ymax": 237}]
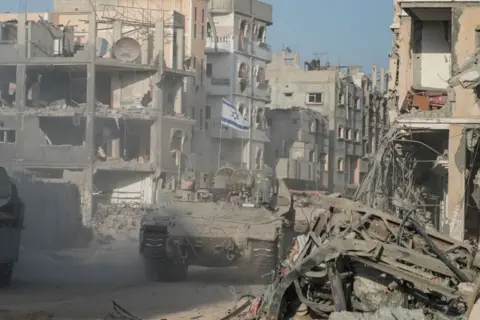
[
  {"xmin": 143, "ymin": 257, "xmax": 188, "ymax": 282},
  {"xmin": 0, "ymin": 263, "xmax": 13, "ymax": 288},
  {"xmin": 244, "ymin": 240, "xmax": 278, "ymax": 283}
]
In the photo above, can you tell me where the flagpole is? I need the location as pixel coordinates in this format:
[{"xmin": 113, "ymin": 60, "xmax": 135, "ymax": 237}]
[{"xmin": 217, "ymin": 119, "xmax": 222, "ymax": 170}]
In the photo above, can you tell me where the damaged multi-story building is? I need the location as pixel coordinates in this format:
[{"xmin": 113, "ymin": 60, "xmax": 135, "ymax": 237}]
[
  {"xmin": 371, "ymin": 0, "xmax": 480, "ymax": 241},
  {"xmin": 266, "ymin": 50, "xmax": 388, "ymax": 194},
  {"xmin": 0, "ymin": 7, "xmax": 195, "ymax": 246},
  {"xmin": 203, "ymin": 0, "xmax": 272, "ymax": 169}
]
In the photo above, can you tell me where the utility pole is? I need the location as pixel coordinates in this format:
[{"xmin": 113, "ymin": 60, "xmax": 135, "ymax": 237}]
[{"xmin": 247, "ymin": 0, "xmax": 254, "ymax": 169}]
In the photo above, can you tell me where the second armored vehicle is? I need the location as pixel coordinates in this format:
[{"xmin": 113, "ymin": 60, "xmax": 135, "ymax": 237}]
[
  {"xmin": 139, "ymin": 167, "xmax": 295, "ymax": 282},
  {"xmin": 0, "ymin": 167, "xmax": 24, "ymax": 287}
]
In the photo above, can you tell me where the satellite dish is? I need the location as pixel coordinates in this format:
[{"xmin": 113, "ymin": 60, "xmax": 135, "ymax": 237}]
[
  {"xmin": 231, "ymin": 168, "xmax": 254, "ymax": 187},
  {"xmin": 111, "ymin": 37, "xmax": 141, "ymax": 62},
  {"xmin": 96, "ymin": 37, "xmax": 109, "ymax": 57},
  {"xmin": 215, "ymin": 166, "xmax": 234, "ymax": 178}
]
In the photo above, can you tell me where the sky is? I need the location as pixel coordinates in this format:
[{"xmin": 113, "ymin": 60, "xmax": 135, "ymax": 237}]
[{"xmin": 4, "ymin": 0, "xmax": 393, "ymax": 71}]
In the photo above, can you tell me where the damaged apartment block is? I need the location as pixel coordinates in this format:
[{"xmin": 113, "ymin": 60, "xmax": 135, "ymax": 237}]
[
  {"xmin": 0, "ymin": 6, "xmax": 195, "ymax": 229},
  {"xmin": 375, "ymin": 0, "xmax": 480, "ymax": 242}
]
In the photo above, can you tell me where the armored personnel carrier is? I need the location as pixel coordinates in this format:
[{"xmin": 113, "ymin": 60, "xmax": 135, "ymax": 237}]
[
  {"xmin": 139, "ymin": 166, "xmax": 295, "ymax": 282},
  {"xmin": 0, "ymin": 167, "xmax": 24, "ymax": 287}
]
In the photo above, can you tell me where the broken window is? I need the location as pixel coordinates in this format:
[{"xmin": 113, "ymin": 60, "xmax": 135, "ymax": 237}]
[
  {"xmin": 0, "ymin": 129, "xmax": 15, "ymax": 143},
  {"xmin": 40, "ymin": 117, "xmax": 85, "ymax": 146},
  {"xmin": 170, "ymin": 130, "xmax": 185, "ymax": 151}
]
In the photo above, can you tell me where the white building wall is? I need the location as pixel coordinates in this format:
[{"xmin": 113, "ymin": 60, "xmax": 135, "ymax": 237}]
[
  {"xmin": 420, "ymin": 21, "xmax": 451, "ymax": 89},
  {"xmin": 203, "ymin": 8, "xmax": 271, "ymax": 171}
]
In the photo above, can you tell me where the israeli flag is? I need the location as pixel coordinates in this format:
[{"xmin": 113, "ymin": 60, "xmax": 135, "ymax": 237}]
[{"xmin": 221, "ymin": 98, "xmax": 249, "ymax": 131}]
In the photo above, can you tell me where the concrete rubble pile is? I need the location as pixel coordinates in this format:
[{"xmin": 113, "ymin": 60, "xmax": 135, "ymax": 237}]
[
  {"xmin": 93, "ymin": 203, "xmax": 149, "ymax": 244},
  {"xmin": 234, "ymin": 194, "xmax": 480, "ymax": 320}
]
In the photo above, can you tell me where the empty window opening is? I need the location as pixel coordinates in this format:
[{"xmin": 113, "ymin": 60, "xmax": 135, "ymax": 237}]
[
  {"xmin": 240, "ymin": 20, "xmax": 248, "ymax": 36},
  {"xmin": 319, "ymin": 153, "xmax": 328, "ymax": 171},
  {"xmin": 40, "ymin": 117, "xmax": 85, "ymax": 146},
  {"xmin": 205, "ymin": 105, "xmax": 211, "ymax": 119},
  {"xmin": 255, "ymin": 148, "xmax": 263, "ymax": 169},
  {"xmin": 238, "ymin": 104, "xmax": 247, "ymax": 117},
  {"xmin": 347, "ymin": 128, "xmax": 352, "ymax": 140},
  {"xmin": 256, "ymin": 108, "xmax": 264, "ymax": 128},
  {"xmin": 339, "ymin": 93, "xmax": 345, "ymax": 104},
  {"xmin": 284, "ymin": 92, "xmax": 293, "ymax": 97},
  {"xmin": 306, "ymin": 93, "xmax": 323, "ymax": 104},
  {"xmin": 0, "ymin": 129, "xmax": 15, "ymax": 143},
  {"xmin": 170, "ymin": 130, "xmax": 185, "ymax": 151},
  {"xmin": 96, "ymin": 119, "xmax": 151, "ymax": 162},
  {"xmin": 238, "ymin": 63, "xmax": 248, "ymax": 92},
  {"xmin": 257, "ymin": 26, "xmax": 265, "ymax": 42},
  {"xmin": 355, "ymin": 97, "xmax": 361, "ymax": 109},
  {"xmin": 354, "ymin": 130, "xmax": 360, "ymax": 142},
  {"xmin": 238, "ymin": 20, "xmax": 248, "ymax": 50},
  {"xmin": 206, "ymin": 63, "xmax": 212, "ymax": 77},
  {"xmin": 337, "ymin": 125, "xmax": 345, "ymax": 139},
  {"xmin": 256, "ymin": 67, "xmax": 266, "ymax": 83},
  {"xmin": 308, "ymin": 150, "xmax": 315, "ymax": 162},
  {"xmin": 337, "ymin": 158, "xmax": 344, "ymax": 171}
]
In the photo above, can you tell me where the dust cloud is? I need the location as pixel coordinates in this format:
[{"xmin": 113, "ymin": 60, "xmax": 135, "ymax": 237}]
[
  {"xmin": 13, "ymin": 204, "xmax": 146, "ymax": 285},
  {"xmin": 13, "ymin": 240, "xmax": 145, "ymax": 284}
]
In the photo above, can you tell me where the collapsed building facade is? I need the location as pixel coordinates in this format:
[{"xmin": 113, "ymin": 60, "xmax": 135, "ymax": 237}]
[
  {"xmin": 266, "ymin": 51, "xmax": 389, "ymax": 194},
  {"xmin": 381, "ymin": 0, "xmax": 480, "ymax": 241},
  {"xmin": 0, "ymin": 9, "xmax": 194, "ymax": 245}
]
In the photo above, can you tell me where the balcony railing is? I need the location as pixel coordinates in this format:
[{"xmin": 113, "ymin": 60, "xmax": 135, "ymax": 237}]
[
  {"xmin": 208, "ymin": 0, "xmax": 272, "ymax": 24},
  {"xmin": 211, "ymin": 77, "xmax": 230, "ymax": 86},
  {"xmin": 206, "ymin": 77, "xmax": 231, "ymax": 96},
  {"xmin": 205, "ymin": 35, "xmax": 234, "ymax": 52}
]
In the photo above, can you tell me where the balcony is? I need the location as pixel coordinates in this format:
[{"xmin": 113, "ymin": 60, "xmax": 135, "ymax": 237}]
[
  {"xmin": 208, "ymin": 0, "xmax": 272, "ymax": 25},
  {"xmin": 254, "ymin": 42, "xmax": 272, "ymax": 62},
  {"xmin": 205, "ymin": 35, "xmax": 234, "ymax": 53},
  {"xmin": 206, "ymin": 77, "xmax": 231, "ymax": 96}
]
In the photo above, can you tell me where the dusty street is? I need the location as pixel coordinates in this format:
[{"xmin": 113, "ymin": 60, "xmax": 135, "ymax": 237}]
[{"xmin": 0, "ymin": 243, "xmax": 263, "ymax": 319}]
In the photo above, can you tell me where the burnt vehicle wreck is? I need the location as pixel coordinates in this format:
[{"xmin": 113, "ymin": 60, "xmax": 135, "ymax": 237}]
[
  {"xmin": 240, "ymin": 194, "xmax": 480, "ymax": 320},
  {"xmin": 139, "ymin": 167, "xmax": 295, "ymax": 282}
]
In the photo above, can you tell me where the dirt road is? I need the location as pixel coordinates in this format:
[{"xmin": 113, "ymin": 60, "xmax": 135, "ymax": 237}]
[{"xmin": 0, "ymin": 245, "xmax": 263, "ymax": 319}]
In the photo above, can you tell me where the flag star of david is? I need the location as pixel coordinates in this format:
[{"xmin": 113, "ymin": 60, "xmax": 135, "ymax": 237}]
[{"xmin": 232, "ymin": 111, "xmax": 240, "ymax": 120}]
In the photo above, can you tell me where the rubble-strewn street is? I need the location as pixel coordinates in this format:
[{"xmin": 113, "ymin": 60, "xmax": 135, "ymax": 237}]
[
  {"xmin": 2, "ymin": 246, "xmax": 263, "ymax": 319},
  {"xmin": 4, "ymin": 0, "xmax": 480, "ymax": 319}
]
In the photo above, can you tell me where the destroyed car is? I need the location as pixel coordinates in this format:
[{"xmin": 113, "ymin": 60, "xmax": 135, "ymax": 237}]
[
  {"xmin": 0, "ymin": 167, "xmax": 24, "ymax": 287},
  {"xmin": 241, "ymin": 194, "xmax": 480, "ymax": 320},
  {"xmin": 138, "ymin": 167, "xmax": 295, "ymax": 282}
]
